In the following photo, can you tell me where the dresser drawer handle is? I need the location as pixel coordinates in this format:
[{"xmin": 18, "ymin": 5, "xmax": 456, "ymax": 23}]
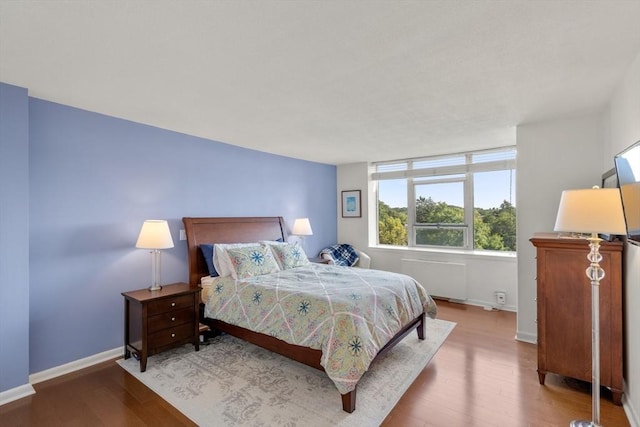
[
  {"xmin": 171, "ymin": 317, "xmax": 176, "ymax": 322},
  {"xmin": 171, "ymin": 302, "xmax": 176, "ymax": 307},
  {"xmin": 171, "ymin": 333, "xmax": 176, "ymax": 338}
]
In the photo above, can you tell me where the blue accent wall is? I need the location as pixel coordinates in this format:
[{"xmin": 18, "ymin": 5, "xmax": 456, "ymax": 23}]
[
  {"xmin": 1, "ymin": 82, "xmax": 336, "ymax": 390},
  {"xmin": 0, "ymin": 83, "xmax": 30, "ymax": 392}
]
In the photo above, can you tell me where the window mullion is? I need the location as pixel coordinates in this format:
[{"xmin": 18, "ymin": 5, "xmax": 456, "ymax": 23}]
[
  {"xmin": 408, "ymin": 176, "xmax": 416, "ymax": 247},
  {"xmin": 464, "ymin": 170, "xmax": 474, "ymax": 250}
]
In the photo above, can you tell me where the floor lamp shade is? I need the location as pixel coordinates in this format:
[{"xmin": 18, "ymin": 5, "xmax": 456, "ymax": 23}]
[
  {"xmin": 553, "ymin": 187, "xmax": 626, "ymax": 427},
  {"xmin": 554, "ymin": 187, "xmax": 626, "ymax": 235},
  {"xmin": 136, "ymin": 220, "xmax": 174, "ymax": 291}
]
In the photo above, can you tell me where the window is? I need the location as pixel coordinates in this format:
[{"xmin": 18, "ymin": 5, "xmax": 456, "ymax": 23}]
[{"xmin": 372, "ymin": 147, "xmax": 516, "ymax": 251}]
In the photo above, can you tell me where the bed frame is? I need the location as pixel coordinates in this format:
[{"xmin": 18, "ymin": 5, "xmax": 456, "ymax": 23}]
[{"xmin": 182, "ymin": 216, "xmax": 425, "ymax": 413}]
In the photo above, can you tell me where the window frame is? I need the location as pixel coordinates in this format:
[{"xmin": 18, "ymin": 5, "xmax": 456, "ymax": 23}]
[
  {"xmin": 411, "ymin": 173, "xmax": 469, "ymax": 249},
  {"xmin": 373, "ymin": 147, "xmax": 516, "ymax": 251}
]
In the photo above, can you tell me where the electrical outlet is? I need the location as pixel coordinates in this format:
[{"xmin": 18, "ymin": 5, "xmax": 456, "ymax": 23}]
[{"xmin": 496, "ymin": 291, "xmax": 506, "ymax": 305}]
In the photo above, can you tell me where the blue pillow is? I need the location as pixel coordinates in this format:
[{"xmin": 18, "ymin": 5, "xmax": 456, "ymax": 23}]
[{"xmin": 199, "ymin": 244, "xmax": 219, "ymax": 277}]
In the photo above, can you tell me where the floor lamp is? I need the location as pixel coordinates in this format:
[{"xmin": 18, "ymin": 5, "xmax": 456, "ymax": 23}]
[{"xmin": 553, "ymin": 186, "xmax": 627, "ymax": 427}]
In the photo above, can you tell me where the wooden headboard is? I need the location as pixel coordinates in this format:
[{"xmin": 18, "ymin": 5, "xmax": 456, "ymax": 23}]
[{"xmin": 182, "ymin": 216, "xmax": 288, "ymax": 286}]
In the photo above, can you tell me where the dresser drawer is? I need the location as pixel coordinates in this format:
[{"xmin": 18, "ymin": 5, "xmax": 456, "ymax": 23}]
[
  {"xmin": 148, "ymin": 307, "xmax": 194, "ymax": 333},
  {"xmin": 148, "ymin": 322, "xmax": 195, "ymax": 349},
  {"xmin": 147, "ymin": 294, "xmax": 194, "ymax": 315}
]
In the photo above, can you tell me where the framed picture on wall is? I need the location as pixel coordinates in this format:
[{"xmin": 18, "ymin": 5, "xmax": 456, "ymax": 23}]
[{"xmin": 341, "ymin": 190, "xmax": 361, "ymax": 218}]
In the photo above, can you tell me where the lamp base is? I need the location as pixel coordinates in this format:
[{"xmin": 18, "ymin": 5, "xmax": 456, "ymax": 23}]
[
  {"xmin": 570, "ymin": 420, "xmax": 600, "ymax": 427},
  {"xmin": 148, "ymin": 284, "xmax": 162, "ymax": 292}
]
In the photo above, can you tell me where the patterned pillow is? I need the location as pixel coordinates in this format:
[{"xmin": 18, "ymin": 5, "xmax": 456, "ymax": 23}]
[
  {"xmin": 226, "ymin": 245, "xmax": 281, "ymax": 279},
  {"xmin": 268, "ymin": 242, "xmax": 311, "ymax": 270},
  {"xmin": 213, "ymin": 242, "xmax": 260, "ymax": 277}
]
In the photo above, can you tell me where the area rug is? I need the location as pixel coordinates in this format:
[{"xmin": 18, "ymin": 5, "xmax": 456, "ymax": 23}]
[{"xmin": 117, "ymin": 317, "xmax": 455, "ymax": 427}]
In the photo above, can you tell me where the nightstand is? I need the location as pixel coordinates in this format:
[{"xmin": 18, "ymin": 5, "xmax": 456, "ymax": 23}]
[
  {"xmin": 309, "ymin": 256, "xmax": 331, "ymax": 264},
  {"xmin": 122, "ymin": 282, "xmax": 201, "ymax": 372}
]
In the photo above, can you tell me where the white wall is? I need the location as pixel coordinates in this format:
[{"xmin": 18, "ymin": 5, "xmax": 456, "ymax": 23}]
[
  {"xmin": 604, "ymin": 49, "xmax": 640, "ymax": 427},
  {"xmin": 516, "ymin": 112, "xmax": 605, "ymax": 342},
  {"xmin": 337, "ymin": 163, "xmax": 518, "ymax": 311}
]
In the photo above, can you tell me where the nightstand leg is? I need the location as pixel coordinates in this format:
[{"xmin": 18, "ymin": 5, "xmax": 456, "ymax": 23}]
[{"xmin": 123, "ymin": 299, "xmax": 131, "ymax": 360}]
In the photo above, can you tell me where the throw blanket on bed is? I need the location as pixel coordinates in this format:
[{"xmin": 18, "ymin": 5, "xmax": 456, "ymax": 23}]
[
  {"xmin": 201, "ymin": 264, "xmax": 437, "ymax": 395},
  {"xmin": 319, "ymin": 244, "xmax": 360, "ymax": 266}
]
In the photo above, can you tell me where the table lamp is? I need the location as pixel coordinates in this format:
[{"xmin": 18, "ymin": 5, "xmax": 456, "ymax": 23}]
[
  {"xmin": 136, "ymin": 220, "xmax": 174, "ymax": 291},
  {"xmin": 292, "ymin": 218, "xmax": 313, "ymax": 251}
]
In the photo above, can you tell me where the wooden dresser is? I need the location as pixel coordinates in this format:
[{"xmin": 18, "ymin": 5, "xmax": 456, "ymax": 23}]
[
  {"xmin": 122, "ymin": 282, "xmax": 201, "ymax": 372},
  {"xmin": 530, "ymin": 233, "xmax": 623, "ymax": 404}
]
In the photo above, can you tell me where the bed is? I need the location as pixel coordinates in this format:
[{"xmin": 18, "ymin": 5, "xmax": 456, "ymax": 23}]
[{"xmin": 182, "ymin": 216, "xmax": 437, "ymax": 413}]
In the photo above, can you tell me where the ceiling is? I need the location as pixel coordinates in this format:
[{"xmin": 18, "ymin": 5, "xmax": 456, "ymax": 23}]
[{"xmin": 2, "ymin": 1, "xmax": 640, "ymax": 165}]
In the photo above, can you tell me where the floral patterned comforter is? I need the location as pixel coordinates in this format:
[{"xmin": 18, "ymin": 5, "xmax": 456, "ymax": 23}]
[{"xmin": 201, "ymin": 263, "xmax": 437, "ymax": 394}]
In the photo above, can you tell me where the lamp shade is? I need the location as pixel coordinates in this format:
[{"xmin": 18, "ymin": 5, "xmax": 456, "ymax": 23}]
[
  {"xmin": 292, "ymin": 218, "xmax": 313, "ymax": 236},
  {"xmin": 136, "ymin": 220, "xmax": 175, "ymax": 249},
  {"xmin": 554, "ymin": 187, "xmax": 627, "ymax": 235}
]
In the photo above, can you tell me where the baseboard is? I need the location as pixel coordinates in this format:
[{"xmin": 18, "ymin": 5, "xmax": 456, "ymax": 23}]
[
  {"xmin": 29, "ymin": 347, "xmax": 122, "ymax": 385},
  {"xmin": 623, "ymin": 380, "xmax": 640, "ymax": 427},
  {"xmin": 458, "ymin": 298, "xmax": 517, "ymax": 313},
  {"xmin": 0, "ymin": 383, "xmax": 35, "ymax": 406},
  {"xmin": 515, "ymin": 330, "xmax": 537, "ymax": 344}
]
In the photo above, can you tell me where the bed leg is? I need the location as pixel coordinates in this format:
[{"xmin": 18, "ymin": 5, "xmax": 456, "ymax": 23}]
[
  {"xmin": 341, "ymin": 387, "xmax": 356, "ymax": 413},
  {"xmin": 417, "ymin": 312, "xmax": 426, "ymax": 340}
]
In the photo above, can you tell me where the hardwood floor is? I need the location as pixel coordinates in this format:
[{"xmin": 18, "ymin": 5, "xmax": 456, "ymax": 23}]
[{"xmin": 0, "ymin": 300, "xmax": 630, "ymax": 426}]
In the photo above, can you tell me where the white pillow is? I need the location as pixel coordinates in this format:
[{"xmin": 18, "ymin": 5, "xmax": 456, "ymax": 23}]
[
  {"xmin": 213, "ymin": 242, "xmax": 260, "ymax": 277},
  {"xmin": 260, "ymin": 239, "xmax": 287, "ymax": 246}
]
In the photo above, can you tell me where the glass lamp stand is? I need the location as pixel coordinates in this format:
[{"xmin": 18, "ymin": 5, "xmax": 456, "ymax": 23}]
[
  {"xmin": 148, "ymin": 248, "xmax": 163, "ymax": 291},
  {"xmin": 570, "ymin": 234, "xmax": 604, "ymax": 427}
]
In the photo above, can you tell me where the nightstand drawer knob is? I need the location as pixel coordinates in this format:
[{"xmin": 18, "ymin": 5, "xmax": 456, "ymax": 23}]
[
  {"xmin": 171, "ymin": 317, "xmax": 176, "ymax": 321},
  {"xmin": 171, "ymin": 333, "xmax": 176, "ymax": 338},
  {"xmin": 171, "ymin": 302, "xmax": 176, "ymax": 307}
]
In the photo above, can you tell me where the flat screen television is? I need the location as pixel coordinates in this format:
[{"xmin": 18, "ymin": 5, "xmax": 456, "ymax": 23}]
[{"xmin": 614, "ymin": 140, "xmax": 640, "ymax": 246}]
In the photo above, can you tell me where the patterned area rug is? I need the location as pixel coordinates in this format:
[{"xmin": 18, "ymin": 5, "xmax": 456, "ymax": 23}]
[{"xmin": 117, "ymin": 317, "xmax": 455, "ymax": 426}]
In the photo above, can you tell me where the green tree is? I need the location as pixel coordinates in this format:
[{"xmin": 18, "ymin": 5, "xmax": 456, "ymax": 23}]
[
  {"xmin": 474, "ymin": 200, "xmax": 516, "ymax": 251},
  {"xmin": 491, "ymin": 201, "xmax": 516, "ymax": 251},
  {"xmin": 379, "ymin": 216, "xmax": 407, "ymax": 245},
  {"xmin": 378, "ymin": 200, "xmax": 407, "ymax": 245},
  {"xmin": 416, "ymin": 196, "xmax": 463, "ymax": 224},
  {"xmin": 415, "ymin": 196, "xmax": 465, "ymax": 246},
  {"xmin": 379, "ymin": 197, "xmax": 516, "ymax": 251},
  {"xmin": 474, "ymin": 209, "xmax": 505, "ymax": 250}
]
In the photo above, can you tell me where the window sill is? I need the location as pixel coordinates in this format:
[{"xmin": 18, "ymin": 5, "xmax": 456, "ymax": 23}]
[{"xmin": 369, "ymin": 244, "xmax": 517, "ymax": 260}]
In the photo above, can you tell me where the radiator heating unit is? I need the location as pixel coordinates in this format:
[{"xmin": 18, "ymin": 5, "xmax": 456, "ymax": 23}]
[{"xmin": 401, "ymin": 259, "xmax": 467, "ymax": 300}]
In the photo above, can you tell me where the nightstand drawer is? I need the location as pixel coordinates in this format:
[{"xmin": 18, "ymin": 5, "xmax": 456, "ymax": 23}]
[
  {"xmin": 148, "ymin": 322, "xmax": 195, "ymax": 348},
  {"xmin": 148, "ymin": 307, "xmax": 193, "ymax": 333},
  {"xmin": 147, "ymin": 294, "xmax": 194, "ymax": 315}
]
